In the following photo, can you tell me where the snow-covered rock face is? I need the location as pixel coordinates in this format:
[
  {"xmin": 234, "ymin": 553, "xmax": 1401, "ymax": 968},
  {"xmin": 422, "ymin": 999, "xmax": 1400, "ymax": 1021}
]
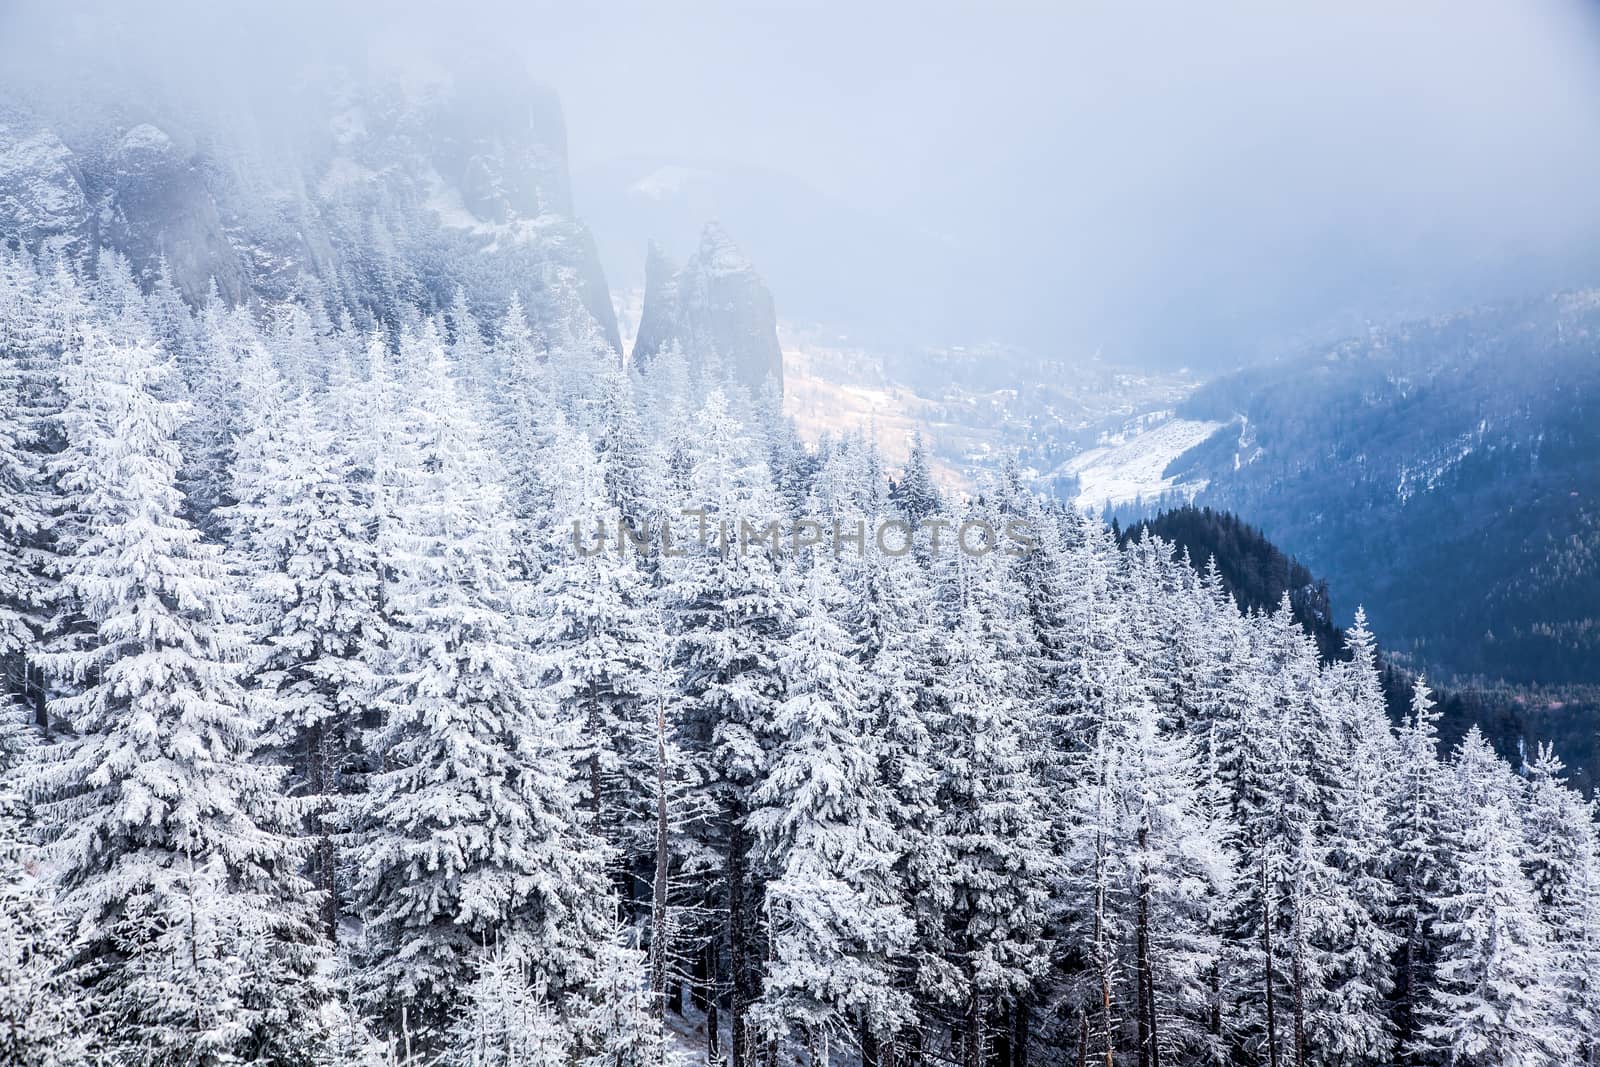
[
  {"xmin": 446, "ymin": 81, "xmax": 574, "ymax": 222},
  {"xmin": 113, "ymin": 123, "xmax": 176, "ymax": 173},
  {"xmin": 0, "ymin": 113, "xmax": 87, "ymax": 251},
  {"xmin": 0, "ymin": 110, "xmax": 243, "ymax": 301},
  {"xmin": 0, "ymin": 69, "xmax": 621, "ymax": 352},
  {"xmin": 631, "ymin": 222, "xmax": 784, "ymax": 395},
  {"xmin": 97, "ymin": 121, "xmax": 247, "ymax": 304},
  {"xmin": 301, "ymin": 69, "xmax": 621, "ymax": 351}
]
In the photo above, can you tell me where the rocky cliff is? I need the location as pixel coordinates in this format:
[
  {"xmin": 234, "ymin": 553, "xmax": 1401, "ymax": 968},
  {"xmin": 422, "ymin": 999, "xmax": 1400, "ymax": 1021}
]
[
  {"xmin": 0, "ymin": 66, "xmax": 621, "ymax": 352},
  {"xmin": 630, "ymin": 222, "xmax": 783, "ymax": 395}
]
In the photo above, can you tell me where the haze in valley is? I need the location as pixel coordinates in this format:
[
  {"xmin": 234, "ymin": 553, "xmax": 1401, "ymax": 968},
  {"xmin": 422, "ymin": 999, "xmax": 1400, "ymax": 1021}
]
[{"xmin": 6, "ymin": 0, "xmax": 1600, "ymax": 370}]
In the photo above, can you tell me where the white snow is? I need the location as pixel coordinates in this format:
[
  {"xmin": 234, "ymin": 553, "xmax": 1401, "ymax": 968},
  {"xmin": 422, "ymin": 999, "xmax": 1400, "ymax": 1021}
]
[
  {"xmin": 317, "ymin": 156, "xmax": 378, "ymax": 196},
  {"xmin": 694, "ymin": 222, "xmax": 754, "ymax": 274},
  {"xmin": 118, "ymin": 123, "xmax": 173, "ymax": 156},
  {"xmin": 631, "ymin": 164, "xmax": 709, "ymax": 200},
  {"xmin": 1396, "ymin": 431, "xmax": 1479, "ymax": 503},
  {"xmin": 0, "ymin": 122, "xmax": 87, "ymax": 235},
  {"xmin": 422, "ymin": 170, "xmax": 557, "ymax": 249},
  {"xmin": 1059, "ymin": 415, "xmax": 1223, "ymax": 510}
]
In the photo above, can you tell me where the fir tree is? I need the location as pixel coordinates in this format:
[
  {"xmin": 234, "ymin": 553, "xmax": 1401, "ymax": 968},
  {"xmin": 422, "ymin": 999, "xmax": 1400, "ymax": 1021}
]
[
  {"xmin": 890, "ymin": 432, "xmax": 942, "ymax": 526},
  {"xmin": 229, "ymin": 347, "xmax": 386, "ymax": 939},
  {"xmin": 529, "ymin": 415, "xmax": 659, "ymax": 870},
  {"xmin": 663, "ymin": 388, "xmax": 788, "ymax": 1067},
  {"xmin": 1391, "ymin": 676, "xmax": 1451, "ymax": 1054},
  {"xmin": 917, "ymin": 557, "xmax": 1052, "ymax": 1067},
  {"xmin": 29, "ymin": 326, "xmax": 332, "ymax": 1065},
  {"xmin": 750, "ymin": 553, "xmax": 913, "ymax": 1052},
  {"xmin": 1413, "ymin": 730, "xmax": 1567, "ymax": 1067},
  {"xmin": 0, "ymin": 787, "xmax": 88, "ymax": 1067},
  {"xmin": 1521, "ymin": 744, "xmax": 1599, "ymax": 1062},
  {"xmin": 347, "ymin": 333, "xmax": 607, "ymax": 1048}
]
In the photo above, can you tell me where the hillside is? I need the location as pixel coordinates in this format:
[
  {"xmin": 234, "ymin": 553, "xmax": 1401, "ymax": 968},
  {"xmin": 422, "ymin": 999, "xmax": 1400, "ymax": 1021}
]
[
  {"xmin": 1128, "ymin": 505, "xmax": 1600, "ymax": 792},
  {"xmin": 1163, "ymin": 293, "xmax": 1600, "ymax": 688}
]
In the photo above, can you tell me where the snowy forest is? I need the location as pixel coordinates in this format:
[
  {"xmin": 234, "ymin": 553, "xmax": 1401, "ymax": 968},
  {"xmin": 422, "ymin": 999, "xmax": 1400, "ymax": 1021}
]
[{"xmin": 1, "ymin": 245, "xmax": 1598, "ymax": 1067}]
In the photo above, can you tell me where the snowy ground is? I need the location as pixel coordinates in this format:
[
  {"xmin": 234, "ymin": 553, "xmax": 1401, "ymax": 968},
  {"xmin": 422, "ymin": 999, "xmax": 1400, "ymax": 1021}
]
[
  {"xmin": 1058, "ymin": 415, "xmax": 1223, "ymax": 511},
  {"xmin": 663, "ymin": 1004, "xmax": 868, "ymax": 1067}
]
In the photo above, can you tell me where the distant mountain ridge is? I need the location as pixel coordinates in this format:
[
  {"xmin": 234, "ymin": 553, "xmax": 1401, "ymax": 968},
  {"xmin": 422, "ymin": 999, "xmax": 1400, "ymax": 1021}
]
[
  {"xmin": 1124, "ymin": 505, "xmax": 1600, "ymax": 793},
  {"xmin": 1157, "ymin": 291, "xmax": 1600, "ymax": 688},
  {"xmin": 0, "ymin": 68, "xmax": 622, "ymax": 345}
]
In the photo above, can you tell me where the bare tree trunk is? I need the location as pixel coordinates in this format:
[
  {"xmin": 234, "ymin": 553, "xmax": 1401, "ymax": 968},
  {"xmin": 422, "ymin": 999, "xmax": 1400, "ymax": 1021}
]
[
  {"xmin": 964, "ymin": 987, "xmax": 985, "ymax": 1067},
  {"xmin": 1012, "ymin": 1000, "xmax": 1029, "ymax": 1067},
  {"xmin": 1208, "ymin": 962, "xmax": 1221, "ymax": 1045},
  {"xmin": 729, "ymin": 816, "xmax": 754, "ymax": 1067},
  {"xmin": 1075, "ymin": 1014, "xmax": 1089, "ymax": 1067},
  {"xmin": 307, "ymin": 720, "xmax": 338, "ymax": 940},
  {"xmin": 1262, "ymin": 860, "xmax": 1279, "ymax": 1067},
  {"xmin": 650, "ymin": 690, "xmax": 672, "ymax": 1012},
  {"xmin": 1094, "ymin": 826, "xmax": 1115, "ymax": 1067},
  {"xmin": 1136, "ymin": 847, "xmax": 1160, "ymax": 1067},
  {"xmin": 692, "ymin": 943, "xmax": 710, "ymax": 1012},
  {"xmin": 707, "ymin": 945, "xmax": 722, "ymax": 1067},
  {"xmin": 29, "ymin": 662, "xmax": 47, "ymax": 737},
  {"xmin": 587, "ymin": 678, "xmax": 605, "ymax": 820},
  {"xmin": 862, "ymin": 1018, "xmax": 881, "ymax": 1067},
  {"xmin": 992, "ymin": 1005, "xmax": 1011, "ymax": 1067},
  {"xmin": 1398, "ymin": 904, "xmax": 1420, "ymax": 1052},
  {"xmin": 1291, "ymin": 905, "xmax": 1307, "ymax": 1067}
]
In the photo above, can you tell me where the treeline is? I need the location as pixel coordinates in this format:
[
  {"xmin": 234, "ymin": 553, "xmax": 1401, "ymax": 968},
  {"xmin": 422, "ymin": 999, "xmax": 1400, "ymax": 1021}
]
[
  {"xmin": 1122, "ymin": 506, "xmax": 1600, "ymax": 794},
  {"xmin": 1171, "ymin": 294, "xmax": 1600, "ymax": 689},
  {"xmin": 1115, "ymin": 507, "xmax": 1339, "ymax": 660},
  {"xmin": 1, "ymin": 247, "xmax": 1598, "ymax": 1067}
]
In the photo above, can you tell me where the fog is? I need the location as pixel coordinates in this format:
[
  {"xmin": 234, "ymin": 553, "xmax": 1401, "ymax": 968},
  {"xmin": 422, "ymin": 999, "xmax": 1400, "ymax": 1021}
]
[{"xmin": 5, "ymin": 0, "xmax": 1600, "ymax": 370}]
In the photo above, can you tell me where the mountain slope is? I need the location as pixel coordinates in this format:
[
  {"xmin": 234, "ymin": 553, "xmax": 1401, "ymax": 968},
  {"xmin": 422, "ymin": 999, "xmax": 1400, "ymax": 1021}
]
[
  {"xmin": 0, "ymin": 64, "xmax": 622, "ymax": 349},
  {"xmin": 1167, "ymin": 292, "xmax": 1600, "ymax": 687},
  {"xmin": 1126, "ymin": 505, "xmax": 1600, "ymax": 792}
]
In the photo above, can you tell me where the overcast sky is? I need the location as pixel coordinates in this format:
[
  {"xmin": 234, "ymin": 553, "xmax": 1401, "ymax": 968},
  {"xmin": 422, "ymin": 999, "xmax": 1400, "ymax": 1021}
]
[
  {"xmin": 6, "ymin": 0, "xmax": 1600, "ymax": 368},
  {"xmin": 526, "ymin": 1, "xmax": 1600, "ymax": 364}
]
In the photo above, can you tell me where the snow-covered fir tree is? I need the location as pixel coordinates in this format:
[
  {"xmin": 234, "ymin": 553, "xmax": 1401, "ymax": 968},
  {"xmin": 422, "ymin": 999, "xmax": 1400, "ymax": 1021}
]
[
  {"xmin": 0, "ymin": 249, "xmax": 1597, "ymax": 1067},
  {"xmin": 228, "ymin": 338, "xmax": 388, "ymax": 938},
  {"xmin": 1412, "ymin": 729, "xmax": 1568, "ymax": 1067},
  {"xmin": 750, "ymin": 552, "xmax": 912, "ymax": 1055},
  {"xmin": 27, "ymin": 324, "xmax": 333, "ymax": 1065},
  {"xmin": 0, "ymin": 784, "xmax": 86, "ymax": 1067},
  {"xmin": 347, "ymin": 329, "xmax": 609, "ymax": 1049}
]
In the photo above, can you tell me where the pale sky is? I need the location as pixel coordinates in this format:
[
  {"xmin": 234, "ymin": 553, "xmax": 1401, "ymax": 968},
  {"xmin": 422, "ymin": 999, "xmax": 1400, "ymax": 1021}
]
[{"xmin": 6, "ymin": 0, "xmax": 1600, "ymax": 367}]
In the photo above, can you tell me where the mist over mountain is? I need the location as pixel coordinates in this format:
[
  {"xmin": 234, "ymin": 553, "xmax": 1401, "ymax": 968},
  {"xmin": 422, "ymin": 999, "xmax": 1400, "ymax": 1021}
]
[
  {"xmin": 1168, "ymin": 291, "xmax": 1600, "ymax": 687},
  {"xmin": 578, "ymin": 155, "xmax": 974, "ymax": 346},
  {"xmin": 6, "ymin": 6, "xmax": 1600, "ymax": 1067},
  {"xmin": 10, "ymin": 0, "xmax": 1600, "ymax": 371},
  {"xmin": 545, "ymin": 0, "xmax": 1600, "ymax": 368}
]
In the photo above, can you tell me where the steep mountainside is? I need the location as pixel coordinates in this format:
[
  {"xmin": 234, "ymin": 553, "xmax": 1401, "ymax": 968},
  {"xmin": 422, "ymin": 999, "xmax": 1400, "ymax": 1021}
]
[
  {"xmin": 1117, "ymin": 507, "xmax": 1341, "ymax": 660},
  {"xmin": 1164, "ymin": 293, "xmax": 1600, "ymax": 688},
  {"xmin": 630, "ymin": 222, "xmax": 783, "ymax": 395},
  {"xmin": 0, "ymin": 65, "xmax": 622, "ymax": 349},
  {"xmin": 1126, "ymin": 506, "xmax": 1600, "ymax": 792},
  {"xmin": 578, "ymin": 155, "xmax": 977, "ymax": 346}
]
